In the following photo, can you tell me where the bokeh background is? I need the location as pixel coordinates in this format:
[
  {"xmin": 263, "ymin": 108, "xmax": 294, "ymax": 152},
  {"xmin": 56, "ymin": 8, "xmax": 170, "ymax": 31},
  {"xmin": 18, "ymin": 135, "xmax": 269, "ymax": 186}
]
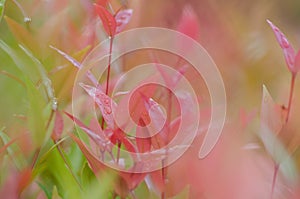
[{"xmin": 1, "ymin": 0, "xmax": 300, "ymax": 198}]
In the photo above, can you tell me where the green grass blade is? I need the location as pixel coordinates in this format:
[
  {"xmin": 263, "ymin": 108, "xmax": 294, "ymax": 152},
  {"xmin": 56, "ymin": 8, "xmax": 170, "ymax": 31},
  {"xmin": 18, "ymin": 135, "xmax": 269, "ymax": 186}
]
[
  {"xmin": 0, "ymin": 0, "xmax": 6, "ymax": 22},
  {"xmin": 24, "ymin": 76, "xmax": 47, "ymax": 147},
  {"xmin": 19, "ymin": 45, "xmax": 57, "ymax": 111}
]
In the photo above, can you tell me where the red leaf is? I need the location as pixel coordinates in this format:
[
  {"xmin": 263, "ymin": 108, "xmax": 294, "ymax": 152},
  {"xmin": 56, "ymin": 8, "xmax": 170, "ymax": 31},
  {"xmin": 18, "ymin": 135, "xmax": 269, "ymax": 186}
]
[
  {"xmin": 115, "ymin": 9, "xmax": 133, "ymax": 33},
  {"xmin": 267, "ymin": 20, "xmax": 297, "ymax": 74},
  {"xmin": 17, "ymin": 168, "xmax": 32, "ymax": 194},
  {"xmin": 119, "ymin": 164, "xmax": 146, "ymax": 190},
  {"xmin": 96, "ymin": 0, "xmax": 109, "ymax": 7},
  {"xmin": 139, "ymin": 96, "xmax": 168, "ymax": 149},
  {"xmin": 80, "ymin": 83, "xmax": 116, "ymax": 130},
  {"xmin": 177, "ymin": 5, "xmax": 199, "ymax": 40},
  {"xmin": 110, "ymin": 128, "xmax": 136, "ymax": 153},
  {"xmin": 64, "ymin": 112, "xmax": 111, "ymax": 150},
  {"xmin": 150, "ymin": 170, "xmax": 165, "ymax": 193},
  {"xmin": 0, "ymin": 168, "xmax": 32, "ymax": 198},
  {"xmin": 136, "ymin": 119, "xmax": 152, "ymax": 153},
  {"xmin": 0, "ymin": 137, "xmax": 18, "ymax": 155},
  {"xmin": 51, "ymin": 111, "xmax": 64, "ymax": 141},
  {"xmin": 94, "ymin": 4, "xmax": 116, "ymax": 37}
]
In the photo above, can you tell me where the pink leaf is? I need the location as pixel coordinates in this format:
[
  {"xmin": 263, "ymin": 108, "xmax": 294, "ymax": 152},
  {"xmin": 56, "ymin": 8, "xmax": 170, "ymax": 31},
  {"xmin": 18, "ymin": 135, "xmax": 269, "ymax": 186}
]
[
  {"xmin": 177, "ymin": 5, "xmax": 199, "ymax": 40},
  {"xmin": 115, "ymin": 9, "xmax": 133, "ymax": 34},
  {"xmin": 0, "ymin": 168, "xmax": 32, "ymax": 198},
  {"xmin": 172, "ymin": 64, "xmax": 188, "ymax": 87},
  {"xmin": 143, "ymin": 97, "xmax": 166, "ymax": 132},
  {"xmin": 156, "ymin": 63, "xmax": 188, "ymax": 89},
  {"xmin": 119, "ymin": 163, "xmax": 146, "ymax": 190},
  {"xmin": 150, "ymin": 170, "xmax": 165, "ymax": 193},
  {"xmin": 50, "ymin": 45, "xmax": 99, "ymax": 87},
  {"xmin": 89, "ymin": 117, "xmax": 114, "ymax": 152},
  {"xmin": 94, "ymin": 4, "xmax": 116, "ymax": 37},
  {"xmin": 139, "ymin": 96, "xmax": 168, "ymax": 149},
  {"xmin": 136, "ymin": 119, "xmax": 152, "ymax": 153},
  {"xmin": 51, "ymin": 111, "xmax": 64, "ymax": 141},
  {"xmin": 80, "ymin": 83, "xmax": 116, "ymax": 130},
  {"xmin": 110, "ymin": 128, "xmax": 136, "ymax": 153},
  {"xmin": 267, "ymin": 20, "xmax": 297, "ymax": 74}
]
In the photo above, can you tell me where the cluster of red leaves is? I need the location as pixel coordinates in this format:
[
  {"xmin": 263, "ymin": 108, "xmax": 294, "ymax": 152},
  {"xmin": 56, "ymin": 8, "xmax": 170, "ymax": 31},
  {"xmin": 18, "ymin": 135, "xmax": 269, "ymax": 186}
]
[{"xmin": 59, "ymin": 3, "xmax": 200, "ymax": 198}]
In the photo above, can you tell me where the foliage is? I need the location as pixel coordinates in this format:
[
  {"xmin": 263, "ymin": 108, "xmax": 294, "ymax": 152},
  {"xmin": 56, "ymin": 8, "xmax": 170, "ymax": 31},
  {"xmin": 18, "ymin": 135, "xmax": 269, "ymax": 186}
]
[{"xmin": 1, "ymin": 1, "xmax": 300, "ymax": 199}]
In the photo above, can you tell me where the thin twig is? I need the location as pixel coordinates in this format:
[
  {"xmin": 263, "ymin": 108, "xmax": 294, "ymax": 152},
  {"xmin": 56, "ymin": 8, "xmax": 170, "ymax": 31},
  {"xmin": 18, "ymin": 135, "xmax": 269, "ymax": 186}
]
[
  {"xmin": 286, "ymin": 74, "xmax": 296, "ymax": 123},
  {"xmin": 0, "ymin": 70, "xmax": 26, "ymax": 88}
]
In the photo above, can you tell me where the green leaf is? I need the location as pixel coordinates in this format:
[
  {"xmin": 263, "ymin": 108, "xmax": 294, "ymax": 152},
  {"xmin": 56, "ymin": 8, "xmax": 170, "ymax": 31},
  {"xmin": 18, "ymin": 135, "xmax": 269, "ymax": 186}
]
[
  {"xmin": 19, "ymin": 45, "xmax": 57, "ymax": 111},
  {"xmin": 259, "ymin": 85, "xmax": 297, "ymax": 182},
  {"xmin": 81, "ymin": 162, "xmax": 96, "ymax": 188},
  {"xmin": 38, "ymin": 147, "xmax": 82, "ymax": 199},
  {"xmin": 0, "ymin": 0, "xmax": 6, "ymax": 22},
  {"xmin": 37, "ymin": 182, "xmax": 52, "ymax": 199},
  {"xmin": 24, "ymin": 76, "xmax": 47, "ymax": 147},
  {"xmin": 0, "ymin": 39, "xmax": 40, "ymax": 84},
  {"xmin": 133, "ymin": 181, "xmax": 157, "ymax": 199},
  {"xmin": 84, "ymin": 169, "xmax": 116, "ymax": 199},
  {"xmin": 259, "ymin": 124, "xmax": 297, "ymax": 183},
  {"xmin": 51, "ymin": 186, "xmax": 62, "ymax": 199},
  {"xmin": 4, "ymin": 16, "xmax": 38, "ymax": 53}
]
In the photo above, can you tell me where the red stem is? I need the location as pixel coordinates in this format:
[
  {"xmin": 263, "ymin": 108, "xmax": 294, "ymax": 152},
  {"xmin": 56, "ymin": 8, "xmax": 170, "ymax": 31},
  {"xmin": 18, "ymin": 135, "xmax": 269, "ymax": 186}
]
[
  {"xmin": 270, "ymin": 163, "xmax": 279, "ymax": 199},
  {"xmin": 116, "ymin": 140, "xmax": 121, "ymax": 164},
  {"xmin": 105, "ymin": 36, "xmax": 114, "ymax": 96},
  {"xmin": 286, "ymin": 74, "xmax": 296, "ymax": 123},
  {"xmin": 0, "ymin": 70, "xmax": 26, "ymax": 88},
  {"xmin": 101, "ymin": 36, "xmax": 114, "ymax": 129}
]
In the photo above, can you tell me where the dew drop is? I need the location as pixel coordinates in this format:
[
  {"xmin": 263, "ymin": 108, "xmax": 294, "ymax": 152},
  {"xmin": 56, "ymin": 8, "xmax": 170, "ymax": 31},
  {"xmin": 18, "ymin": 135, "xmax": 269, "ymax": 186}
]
[
  {"xmin": 104, "ymin": 98, "xmax": 110, "ymax": 104},
  {"xmin": 24, "ymin": 17, "xmax": 31, "ymax": 23},
  {"xmin": 104, "ymin": 107, "xmax": 112, "ymax": 114},
  {"xmin": 52, "ymin": 98, "xmax": 58, "ymax": 110}
]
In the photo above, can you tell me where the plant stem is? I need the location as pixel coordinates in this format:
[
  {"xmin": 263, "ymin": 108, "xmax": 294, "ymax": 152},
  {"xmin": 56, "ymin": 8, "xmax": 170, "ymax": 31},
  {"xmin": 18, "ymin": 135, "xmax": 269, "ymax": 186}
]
[
  {"xmin": 31, "ymin": 147, "xmax": 41, "ymax": 169},
  {"xmin": 270, "ymin": 163, "xmax": 279, "ymax": 199},
  {"xmin": 161, "ymin": 160, "xmax": 166, "ymax": 199},
  {"xmin": 161, "ymin": 90, "xmax": 172, "ymax": 199},
  {"xmin": 101, "ymin": 36, "xmax": 114, "ymax": 129},
  {"xmin": 116, "ymin": 140, "xmax": 121, "ymax": 164},
  {"xmin": 286, "ymin": 74, "xmax": 296, "ymax": 123},
  {"xmin": 105, "ymin": 36, "xmax": 114, "ymax": 96}
]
